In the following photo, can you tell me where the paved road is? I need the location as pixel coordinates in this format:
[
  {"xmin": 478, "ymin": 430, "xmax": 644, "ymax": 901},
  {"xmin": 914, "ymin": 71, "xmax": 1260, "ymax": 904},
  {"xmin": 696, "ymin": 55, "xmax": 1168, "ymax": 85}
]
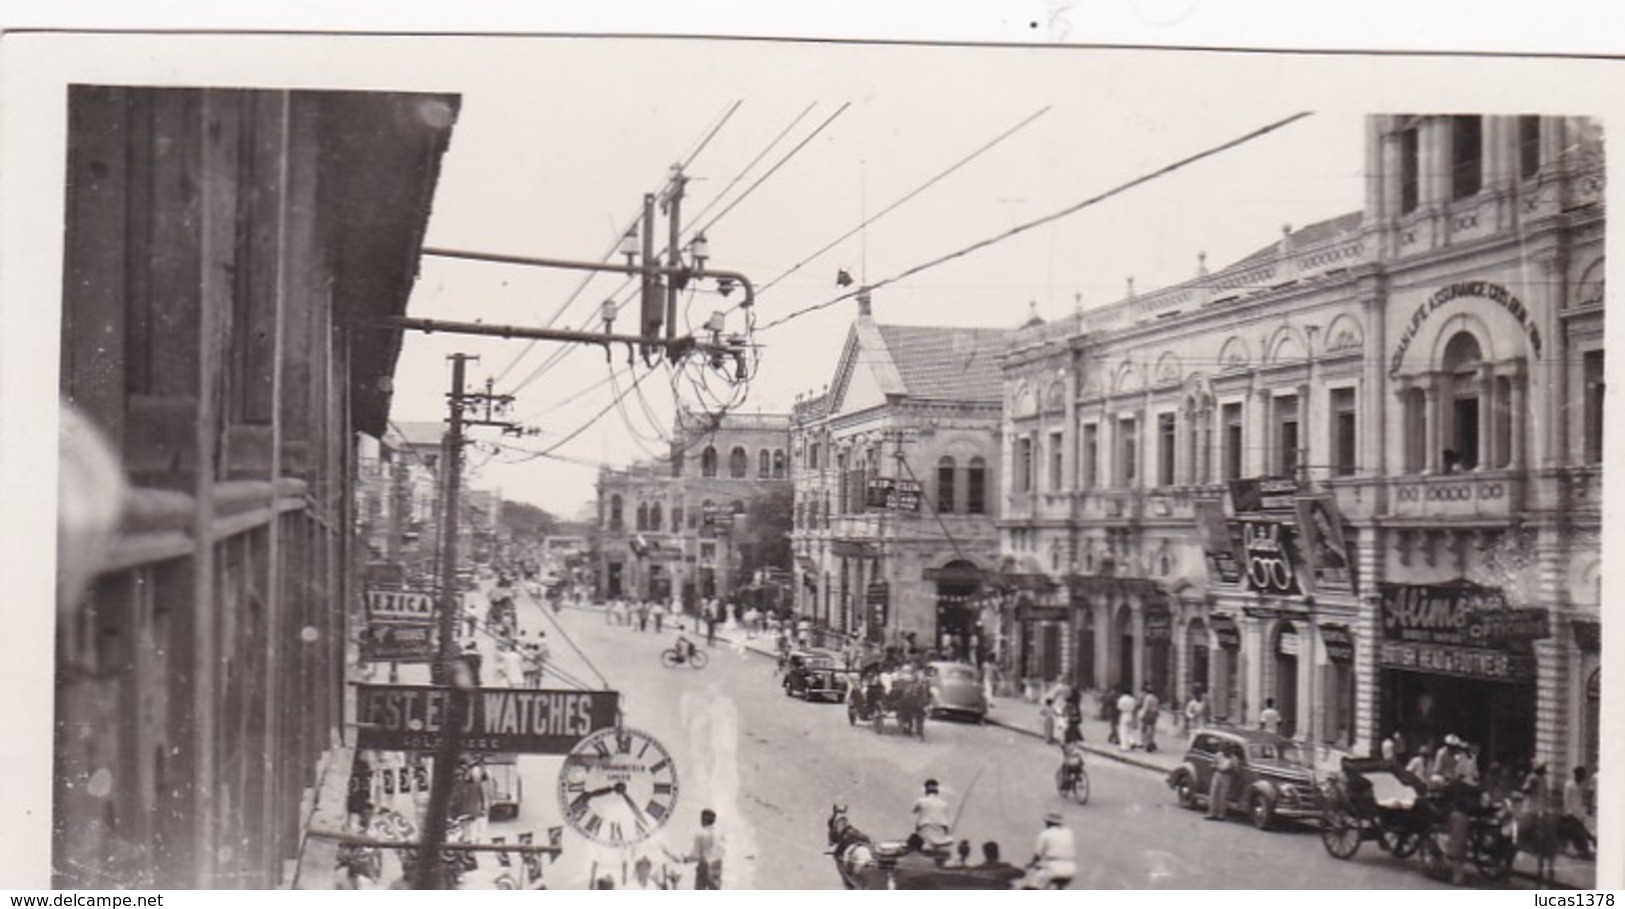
[{"xmin": 463, "ymin": 593, "xmax": 1457, "ymax": 890}]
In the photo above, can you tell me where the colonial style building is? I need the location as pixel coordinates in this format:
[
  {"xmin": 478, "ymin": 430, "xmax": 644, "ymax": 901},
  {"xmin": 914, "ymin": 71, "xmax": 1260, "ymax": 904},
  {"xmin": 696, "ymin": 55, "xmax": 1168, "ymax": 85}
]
[
  {"xmin": 789, "ymin": 300, "xmax": 1006, "ymax": 657},
  {"xmin": 998, "ymin": 114, "xmax": 1603, "ymax": 776},
  {"xmin": 596, "ymin": 410, "xmax": 791, "ymax": 604},
  {"xmin": 55, "ymin": 86, "xmax": 458, "ymax": 887}
]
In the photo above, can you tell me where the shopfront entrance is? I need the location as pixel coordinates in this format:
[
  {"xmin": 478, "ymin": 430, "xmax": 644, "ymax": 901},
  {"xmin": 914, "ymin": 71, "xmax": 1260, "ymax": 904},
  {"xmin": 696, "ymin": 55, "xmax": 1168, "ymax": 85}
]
[
  {"xmin": 1210, "ymin": 614, "xmax": 1241, "ymax": 721},
  {"xmin": 1273, "ymin": 621, "xmax": 1300, "ymax": 738},
  {"xmin": 1116, "ymin": 603, "xmax": 1135, "ymax": 692},
  {"xmin": 1075, "ymin": 604, "xmax": 1096, "ymax": 690},
  {"xmin": 1145, "ymin": 603, "xmax": 1172, "ymax": 699},
  {"xmin": 1380, "ymin": 669, "xmax": 1536, "ymax": 772},
  {"xmin": 1186, "ymin": 618, "xmax": 1210, "ymax": 701}
]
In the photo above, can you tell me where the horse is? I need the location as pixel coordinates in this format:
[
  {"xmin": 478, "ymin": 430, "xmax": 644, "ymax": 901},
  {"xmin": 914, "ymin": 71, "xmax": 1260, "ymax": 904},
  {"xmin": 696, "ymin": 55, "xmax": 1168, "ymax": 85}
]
[{"xmin": 827, "ymin": 805, "xmax": 879, "ymax": 888}]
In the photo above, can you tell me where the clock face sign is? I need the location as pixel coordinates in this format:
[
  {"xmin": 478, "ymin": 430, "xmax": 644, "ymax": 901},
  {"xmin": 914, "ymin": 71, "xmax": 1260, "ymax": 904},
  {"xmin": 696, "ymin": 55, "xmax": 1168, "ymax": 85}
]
[{"xmin": 556, "ymin": 726, "xmax": 678, "ymax": 847}]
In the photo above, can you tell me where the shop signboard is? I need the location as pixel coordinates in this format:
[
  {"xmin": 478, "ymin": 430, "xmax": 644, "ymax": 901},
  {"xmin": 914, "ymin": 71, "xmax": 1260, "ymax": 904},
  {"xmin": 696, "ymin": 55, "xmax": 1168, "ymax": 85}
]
[
  {"xmin": 1296, "ymin": 494, "xmax": 1355, "ymax": 594},
  {"xmin": 1209, "ymin": 614, "xmax": 1241, "ymax": 649},
  {"xmin": 1378, "ymin": 581, "xmax": 1547, "ymax": 650},
  {"xmin": 367, "ymin": 588, "xmax": 436, "ymax": 624},
  {"xmin": 1143, "ymin": 605, "xmax": 1173, "ymax": 643},
  {"xmin": 1228, "ymin": 476, "xmax": 1299, "ymax": 515},
  {"xmin": 893, "ymin": 479, "xmax": 922, "ymax": 512},
  {"xmin": 1239, "ymin": 518, "xmax": 1304, "ymax": 596},
  {"xmin": 1022, "ymin": 605, "xmax": 1069, "ymax": 622},
  {"xmin": 360, "ymin": 622, "xmax": 437, "ymax": 662},
  {"xmin": 356, "ymin": 685, "xmax": 619, "ymax": 754},
  {"xmin": 865, "ymin": 478, "xmax": 896, "ymax": 510},
  {"xmin": 1191, "ymin": 498, "xmax": 1242, "ymax": 585},
  {"xmin": 866, "ymin": 581, "xmax": 889, "ymax": 630},
  {"xmin": 1319, "ymin": 623, "xmax": 1355, "ymax": 662},
  {"xmin": 1376, "ymin": 640, "xmax": 1536, "ymax": 682}
]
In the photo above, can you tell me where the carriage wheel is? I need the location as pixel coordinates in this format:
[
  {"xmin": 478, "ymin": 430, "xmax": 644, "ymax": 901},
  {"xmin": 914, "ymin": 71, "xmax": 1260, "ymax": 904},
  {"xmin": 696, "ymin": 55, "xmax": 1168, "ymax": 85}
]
[
  {"xmin": 1470, "ymin": 825, "xmax": 1515, "ymax": 881},
  {"xmin": 1319, "ymin": 808, "xmax": 1363, "ymax": 860},
  {"xmin": 1417, "ymin": 827, "xmax": 1450, "ymax": 881}
]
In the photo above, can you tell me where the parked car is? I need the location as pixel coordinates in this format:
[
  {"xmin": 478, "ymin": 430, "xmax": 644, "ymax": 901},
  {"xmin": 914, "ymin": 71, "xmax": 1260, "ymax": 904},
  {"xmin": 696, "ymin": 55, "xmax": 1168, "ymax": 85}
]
[
  {"xmin": 921, "ymin": 661, "xmax": 988, "ymax": 722},
  {"xmin": 481, "ymin": 753, "xmax": 523, "ymax": 821},
  {"xmin": 1166, "ymin": 726, "xmax": 1322, "ymax": 830},
  {"xmin": 783, "ymin": 649, "xmax": 849, "ymax": 702}
]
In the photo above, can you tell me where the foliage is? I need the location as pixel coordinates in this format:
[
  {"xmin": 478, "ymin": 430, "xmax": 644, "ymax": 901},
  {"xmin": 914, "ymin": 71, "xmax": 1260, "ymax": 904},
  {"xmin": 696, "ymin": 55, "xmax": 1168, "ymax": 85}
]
[
  {"xmin": 498, "ymin": 500, "xmax": 558, "ymax": 546},
  {"xmin": 734, "ymin": 485, "xmax": 793, "ymax": 582}
]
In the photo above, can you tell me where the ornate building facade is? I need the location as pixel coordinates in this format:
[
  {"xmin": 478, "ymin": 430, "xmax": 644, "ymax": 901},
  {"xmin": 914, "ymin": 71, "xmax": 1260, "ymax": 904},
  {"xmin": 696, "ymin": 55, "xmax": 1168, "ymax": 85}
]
[
  {"xmin": 998, "ymin": 114, "xmax": 1603, "ymax": 775},
  {"xmin": 789, "ymin": 302, "xmax": 1006, "ymax": 656}
]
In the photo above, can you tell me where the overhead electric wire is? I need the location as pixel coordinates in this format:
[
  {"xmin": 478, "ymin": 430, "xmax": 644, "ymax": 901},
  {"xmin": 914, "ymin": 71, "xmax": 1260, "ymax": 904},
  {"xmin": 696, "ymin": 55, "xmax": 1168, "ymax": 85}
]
[
  {"xmin": 690, "ymin": 102, "xmax": 853, "ymax": 240},
  {"xmin": 682, "ymin": 102, "xmax": 819, "ymax": 231},
  {"xmin": 756, "ymin": 105, "xmax": 1053, "ymax": 297},
  {"xmin": 505, "ymin": 363, "xmax": 662, "ymax": 463},
  {"xmin": 492, "ymin": 100, "xmax": 745, "ymax": 387},
  {"xmin": 757, "ymin": 111, "xmax": 1316, "ymax": 334}
]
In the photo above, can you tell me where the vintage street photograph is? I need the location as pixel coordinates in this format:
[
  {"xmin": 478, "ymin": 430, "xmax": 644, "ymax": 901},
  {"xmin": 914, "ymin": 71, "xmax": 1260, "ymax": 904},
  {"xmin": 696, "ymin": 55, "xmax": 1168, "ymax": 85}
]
[{"xmin": 4, "ymin": 26, "xmax": 1617, "ymax": 892}]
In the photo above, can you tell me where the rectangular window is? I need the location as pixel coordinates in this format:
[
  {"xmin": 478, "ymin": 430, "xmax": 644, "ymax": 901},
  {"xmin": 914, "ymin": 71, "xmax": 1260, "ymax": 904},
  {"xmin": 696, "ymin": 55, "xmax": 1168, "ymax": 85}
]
[
  {"xmin": 809, "ymin": 443, "xmax": 820, "ymax": 470},
  {"xmin": 1157, "ymin": 412, "xmax": 1177, "ymax": 486},
  {"xmin": 836, "ymin": 454, "xmax": 848, "ymax": 513},
  {"xmin": 1275, "ymin": 395, "xmax": 1300, "ymax": 477},
  {"xmin": 1451, "ymin": 115, "xmax": 1483, "ymax": 200},
  {"xmin": 1081, "ymin": 423, "xmax": 1099, "ymax": 488},
  {"xmin": 1405, "ymin": 388, "xmax": 1427, "ymax": 473},
  {"xmin": 967, "ymin": 460, "xmax": 987, "ymax": 514},
  {"xmin": 1048, "ymin": 431, "xmax": 1064, "ymax": 491},
  {"xmin": 1331, "ymin": 388, "xmax": 1358, "ymax": 477},
  {"xmin": 1518, "ymin": 116, "xmax": 1542, "ymax": 180},
  {"xmin": 1584, "ymin": 350, "xmax": 1605, "ymax": 464},
  {"xmin": 1117, "ymin": 417, "xmax": 1138, "ymax": 487},
  {"xmin": 937, "ymin": 462, "xmax": 956, "ymax": 514},
  {"xmin": 1017, "ymin": 437, "xmax": 1034, "ymax": 492},
  {"xmin": 1400, "ymin": 125, "xmax": 1421, "ymax": 214},
  {"xmin": 1222, "ymin": 403, "xmax": 1243, "ymax": 481}
]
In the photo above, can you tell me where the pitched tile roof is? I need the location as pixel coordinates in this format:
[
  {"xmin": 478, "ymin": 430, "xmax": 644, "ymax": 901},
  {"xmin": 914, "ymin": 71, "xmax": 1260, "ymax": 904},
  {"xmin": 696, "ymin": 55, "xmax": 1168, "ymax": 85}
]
[
  {"xmin": 874, "ymin": 323, "xmax": 1009, "ymax": 404},
  {"xmin": 1232, "ymin": 210, "xmax": 1363, "ymax": 267}
]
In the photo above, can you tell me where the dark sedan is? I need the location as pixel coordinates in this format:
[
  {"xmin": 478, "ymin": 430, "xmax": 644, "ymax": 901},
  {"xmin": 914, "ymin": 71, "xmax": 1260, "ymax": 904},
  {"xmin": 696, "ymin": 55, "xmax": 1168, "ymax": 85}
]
[{"xmin": 783, "ymin": 649, "xmax": 850, "ymax": 703}]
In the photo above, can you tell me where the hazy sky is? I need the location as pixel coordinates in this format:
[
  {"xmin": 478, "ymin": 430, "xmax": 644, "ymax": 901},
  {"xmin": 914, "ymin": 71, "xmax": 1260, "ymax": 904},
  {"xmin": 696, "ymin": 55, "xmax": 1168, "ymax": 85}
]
[{"xmin": 381, "ymin": 39, "xmax": 1372, "ymax": 516}]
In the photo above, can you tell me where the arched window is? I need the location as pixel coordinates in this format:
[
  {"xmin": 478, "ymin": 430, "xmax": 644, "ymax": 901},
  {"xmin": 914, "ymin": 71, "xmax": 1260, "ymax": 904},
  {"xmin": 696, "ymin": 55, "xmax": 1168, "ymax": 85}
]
[
  {"xmin": 759, "ymin": 449, "xmax": 772, "ymax": 478},
  {"xmin": 967, "ymin": 457, "xmax": 988, "ymax": 514},
  {"xmin": 636, "ymin": 502, "xmax": 649, "ymax": 531},
  {"xmin": 730, "ymin": 446, "xmax": 748, "ymax": 478},
  {"xmin": 937, "ymin": 456, "xmax": 957, "ymax": 514},
  {"xmin": 701, "ymin": 446, "xmax": 719, "ymax": 478},
  {"xmin": 671, "ymin": 506, "xmax": 683, "ymax": 532},
  {"xmin": 649, "ymin": 502, "xmax": 662, "ymax": 532},
  {"xmin": 732, "ymin": 499, "xmax": 746, "ymax": 514},
  {"xmin": 809, "ymin": 443, "xmax": 821, "ymax": 470},
  {"xmin": 610, "ymin": 495, "xmax": 623, "ymax": 530},
  {"xmin": 702, "ymin": 499, "xmax": 715, "ymax": 529},
  {"xmin": 1442, "ymin": 331, "xmax": 1484, "ymax": 471},
  {"xmin": 773, "ymin": 449, "xmax": 786, "ymax": 478}
]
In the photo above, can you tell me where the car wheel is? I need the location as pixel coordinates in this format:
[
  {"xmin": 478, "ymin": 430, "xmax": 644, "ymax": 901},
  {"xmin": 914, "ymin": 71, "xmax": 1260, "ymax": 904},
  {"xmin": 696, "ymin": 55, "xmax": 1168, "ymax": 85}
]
[
  {"xmin": 1249, "ymin": 793, "xmax": 1275, "ymax": 831},
  {"xmin": 1174, "ymin": 774, "xmax": 1200, "ymax": 811}
]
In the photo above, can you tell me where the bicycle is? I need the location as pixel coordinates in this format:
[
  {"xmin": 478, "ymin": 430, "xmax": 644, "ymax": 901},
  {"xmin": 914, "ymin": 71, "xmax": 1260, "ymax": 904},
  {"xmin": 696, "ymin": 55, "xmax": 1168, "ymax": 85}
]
[
  {"xmin": 660, "ymin": 646, "xmax": 709, "ymax": 669},
  {"xmin": 1055, "ymin": 754, "xmax": 1090, "ymax": 805}
]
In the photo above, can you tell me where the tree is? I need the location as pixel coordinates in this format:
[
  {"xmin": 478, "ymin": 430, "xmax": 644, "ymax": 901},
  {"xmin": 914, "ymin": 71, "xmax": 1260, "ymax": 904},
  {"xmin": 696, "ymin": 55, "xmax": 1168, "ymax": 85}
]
[
  {"xmin": 499, "ymin": 500, "xmax": 557, "ymax": 547},
  {"xmin": 734, "ymin": 485, "xmax": 793, "ymax": 584}
]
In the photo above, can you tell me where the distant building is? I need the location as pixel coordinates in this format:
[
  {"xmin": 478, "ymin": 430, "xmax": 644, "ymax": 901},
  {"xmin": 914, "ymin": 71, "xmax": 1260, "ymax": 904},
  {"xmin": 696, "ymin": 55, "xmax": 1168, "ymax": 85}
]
[
  {"xmin": 596, "ymin": 409, "xmax": 791, "ymax": 603},
  {"xmin": 997, "ymin": 114, "xmax": 1603, "ymax": 774},
  {"xmin": 789, "ymin": 300, "xmax": 1007, "ymax": 657},
  {"xmin": 55, "ymin": 86, "xmax": 458, "ymax": 887}
]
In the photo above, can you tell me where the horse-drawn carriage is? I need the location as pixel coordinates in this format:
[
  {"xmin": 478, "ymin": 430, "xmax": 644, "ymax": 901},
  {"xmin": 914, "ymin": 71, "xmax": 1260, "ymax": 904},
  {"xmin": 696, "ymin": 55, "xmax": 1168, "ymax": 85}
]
[
  {"xmin": 1319, "ymin": 757, "xmax": 1516, "ymax": 883},
  {"xmin": 847, "ymin": 665, "xmax": 929, "ymax": 739}
]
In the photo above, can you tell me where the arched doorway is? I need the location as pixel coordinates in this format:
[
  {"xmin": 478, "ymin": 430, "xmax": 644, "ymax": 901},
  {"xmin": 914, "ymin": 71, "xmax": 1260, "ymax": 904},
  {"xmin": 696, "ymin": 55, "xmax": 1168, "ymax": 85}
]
[
  {"xmin": 1442, "ymin": 331, "xmax": 1484, "ymax": 470},
  {"xmin": 1186, "ymin": 618, "xmax": 1210, "ymax": 702},
  {"xmin": 1114, "ymin": 603, "xmax": 1135, "ymax": 692},
  {"xmin": 1273, "ymin": 621, "xmax": 1299, "ymax": 737},
  {"xmin": 934, "ymin": 559, "xmax": 980, "ymax": 661}
]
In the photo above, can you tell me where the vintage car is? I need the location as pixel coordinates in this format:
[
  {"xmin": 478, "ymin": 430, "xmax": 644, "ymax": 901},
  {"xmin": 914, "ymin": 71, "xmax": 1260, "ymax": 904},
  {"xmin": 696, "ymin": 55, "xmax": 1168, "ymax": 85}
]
[
  {"xmin": 783, "ymin": 649, "xmax": 850, "ymax": 702},
  {"xmin": 1166, "ymin": 726, "xmax": 1322, "ymax": 830},
  {"xmin": 922, "ymin": 661, "xmax": 988, "ymax": 722}
]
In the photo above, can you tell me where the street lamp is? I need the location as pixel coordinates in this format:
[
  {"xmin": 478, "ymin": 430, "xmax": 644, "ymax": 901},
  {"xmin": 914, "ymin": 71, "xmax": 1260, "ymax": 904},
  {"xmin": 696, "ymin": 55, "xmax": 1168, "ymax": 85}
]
[
  {"xmin": 689, "ymin": 232, "xmax": 710, "ymax": 278},
  {"xmin": 619, "ymin": 227, "xmax": 640, "ymax": 266}
]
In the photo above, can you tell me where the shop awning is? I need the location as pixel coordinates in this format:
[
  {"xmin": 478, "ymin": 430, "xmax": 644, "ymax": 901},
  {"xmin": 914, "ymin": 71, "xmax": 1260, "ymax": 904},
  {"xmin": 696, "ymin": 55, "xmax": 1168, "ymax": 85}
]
[{"xmin": 923, "ymin": 564, "xmax": 986, "ymax": 585}]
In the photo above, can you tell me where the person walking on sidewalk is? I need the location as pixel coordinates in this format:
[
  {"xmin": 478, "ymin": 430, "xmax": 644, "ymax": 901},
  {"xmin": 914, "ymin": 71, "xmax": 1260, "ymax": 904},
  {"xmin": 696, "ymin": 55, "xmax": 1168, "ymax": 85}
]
[
  {"xmin": 1139, "ymin": 685, "xmax": 1161, "ymax": 753},
  {"xmin": 1116, "ymin": 688, "xmax": 1138, "ymax": 751},
  {"xmin": 1040, "ymin": 697, "xmax": 1057, "ymax": 745},
  {"xmin": 664, "ymin": 808, "xmax": 725, "ymax": 889}
]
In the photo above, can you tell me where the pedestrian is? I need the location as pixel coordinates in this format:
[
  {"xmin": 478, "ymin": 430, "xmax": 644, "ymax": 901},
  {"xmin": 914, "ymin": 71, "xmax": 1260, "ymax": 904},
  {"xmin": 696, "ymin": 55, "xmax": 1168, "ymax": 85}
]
[
  {"xmin": 1184, "ymin": 686, "xmax": 1207, "ymax": 739},
  {"xmin": 1116, "ymin": 688, "xmax": 1137, "ymax": 751},
  {"xmin": 911, "ymin": 778, "xmax": 954, "ymax": 851},
  {"xmin": 1040, "ymin": 697, "xmax": 1057, "ymax": 745},
  {"xmin": 637, "ymin": 600, "xmax": 649, "ymax": 632},
  {"xmin": 1559, "ymin": 766, "xmax": 1596, "ymax": 859},
  {"xmin": 463, "ymin": 595, "xmax": 480, "ymax": 638},
  {"xmin": 1026, "ymin": 811, "xmax": 1076, "ymax": 889},
  {"xmin": 664, "ymin": 808, "xmax": 725, "ymax": 889},
  {"xmin": 461, "ymin": 641, "xmax": 483, "ymax": 687},
  {"xmin": 1258, "ymin": 697, "xmax": 1282, "ymax": 735},
  {"xmin": 1139, "ymin": 684, "xmax": 1161, "ymax": 753},
  {"xmin": 706, "ymin": 607, "xmax": 718, "ymax": 647},
  {"xmin": 1207, "ymin": 743, "xmax": 1239, "ymax": 820},
  {"xmin": 652, "ymin": 600, "xmax": 666, "ymax": 633},
  {"xmin": 1104, "ymin": 690, "xmax": 1120, "ymax": 746}
]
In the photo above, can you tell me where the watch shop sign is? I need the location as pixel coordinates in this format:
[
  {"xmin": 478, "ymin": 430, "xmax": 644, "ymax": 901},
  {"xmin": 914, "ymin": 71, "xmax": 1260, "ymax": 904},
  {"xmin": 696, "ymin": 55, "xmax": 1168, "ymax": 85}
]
[
  {"xmin": 1239, "ymin": 518, "xmax": 1302, "ymax": 596},
  {"xmin": 356, "ymin": 684, "xmax": 619, "ymax": 754}
]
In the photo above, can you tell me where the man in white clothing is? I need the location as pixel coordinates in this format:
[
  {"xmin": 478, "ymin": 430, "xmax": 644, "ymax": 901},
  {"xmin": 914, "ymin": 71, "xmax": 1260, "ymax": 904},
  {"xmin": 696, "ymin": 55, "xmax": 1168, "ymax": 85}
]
[
  {"xmin": 1028, "ymin": 811, "xmax": 1076, "ymax": 889},
  {"xmin": 911, "ymin": 779, "xmax": 954, "ymax": 850}
]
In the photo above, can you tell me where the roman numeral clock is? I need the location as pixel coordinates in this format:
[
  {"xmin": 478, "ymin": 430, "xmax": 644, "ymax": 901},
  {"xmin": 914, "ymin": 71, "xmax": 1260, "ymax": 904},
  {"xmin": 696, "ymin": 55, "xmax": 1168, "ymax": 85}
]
[{"xmin": 557, "ymin": 726, "xmax": 679, "ymax": 847}]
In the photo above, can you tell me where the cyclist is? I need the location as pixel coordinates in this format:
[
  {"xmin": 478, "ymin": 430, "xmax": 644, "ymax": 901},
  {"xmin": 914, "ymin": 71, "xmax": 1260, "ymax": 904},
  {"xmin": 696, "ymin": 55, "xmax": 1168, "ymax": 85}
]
[
  {"xmin": 672, "ymin": 628, "xmax": 700, "ymax": 664},
  {"xmin": 1026, "ymin": 811, "xmax": 1076, "ymax": 889}
]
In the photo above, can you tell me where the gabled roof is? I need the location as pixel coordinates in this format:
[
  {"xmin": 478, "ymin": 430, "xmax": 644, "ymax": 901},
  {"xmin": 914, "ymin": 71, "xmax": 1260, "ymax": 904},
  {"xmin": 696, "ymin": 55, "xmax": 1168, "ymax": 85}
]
[{"xmin": 873, "ymin": 323, "xmax": 1008, "ymax": 404}]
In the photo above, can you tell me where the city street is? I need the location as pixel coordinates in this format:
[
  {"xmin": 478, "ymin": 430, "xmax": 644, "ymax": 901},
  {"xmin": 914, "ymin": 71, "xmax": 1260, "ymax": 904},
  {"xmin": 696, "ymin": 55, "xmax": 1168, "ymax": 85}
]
[{"xmin": 467, "ymin": 588, "xmax": 1454, "ymax": 890}]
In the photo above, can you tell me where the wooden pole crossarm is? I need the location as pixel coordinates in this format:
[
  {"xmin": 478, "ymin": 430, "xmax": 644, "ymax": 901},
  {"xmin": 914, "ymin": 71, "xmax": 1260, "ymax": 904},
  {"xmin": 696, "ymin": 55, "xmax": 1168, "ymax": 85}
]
[{"xmin": 422, "ymin": 246, "xmax": 756, "ymax": 310}]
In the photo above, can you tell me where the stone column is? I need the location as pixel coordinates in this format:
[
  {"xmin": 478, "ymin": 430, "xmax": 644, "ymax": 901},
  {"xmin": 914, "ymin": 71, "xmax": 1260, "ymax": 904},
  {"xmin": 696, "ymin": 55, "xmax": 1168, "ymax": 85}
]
[
  {"xmin": 1252, "ymin": 386, "xmax": 1271, "ymax": 477},
  {"xmin": 1508, "ymin": 369, "xmax": 1527, "ymax": 471},
  {"xmin": 1476, "ymin": 363, "xmax": 1495, "ymax": 470},
  {"xmin": 1296, "ymin": 382, "xmax": 1311, "ymax": 479},
  {"xmin": 1422, "ymin": 376, "xmax": 1441, "ymax": 474},
  {"xmin": 1534, "ymin": 527, "xmax": 1572, "ymax": 772}
]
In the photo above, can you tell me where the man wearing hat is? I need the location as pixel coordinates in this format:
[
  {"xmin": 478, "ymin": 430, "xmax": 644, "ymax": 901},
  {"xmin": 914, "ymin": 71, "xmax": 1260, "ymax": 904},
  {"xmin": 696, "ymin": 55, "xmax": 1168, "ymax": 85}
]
[
  {"xmin": 1026, "ymin": 811, "xmax": 1076, "ymax": 889},
  {"xmin": 911, "ymin": 779, "xmax": 953, "ymax": 851}
]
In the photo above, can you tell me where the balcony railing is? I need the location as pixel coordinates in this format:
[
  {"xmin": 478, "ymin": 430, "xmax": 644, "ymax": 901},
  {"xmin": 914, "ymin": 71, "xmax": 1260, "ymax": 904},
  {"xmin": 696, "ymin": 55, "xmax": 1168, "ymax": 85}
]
[{"xmin": 1383, "ymin": 469, "xmax": 1527, "ymax": 521}]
